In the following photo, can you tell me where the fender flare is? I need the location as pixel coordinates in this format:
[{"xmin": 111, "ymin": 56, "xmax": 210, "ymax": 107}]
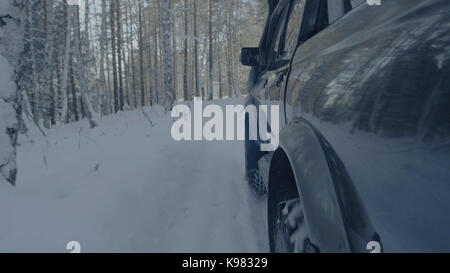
[{"xmin": 269, "ymin": 118, "xmax": 379, "ymax": 252}]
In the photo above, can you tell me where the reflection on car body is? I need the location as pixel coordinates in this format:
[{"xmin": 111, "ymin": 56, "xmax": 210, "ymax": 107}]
[{"xmin": 241, "ymin": 0, "xmax": 450, "ymax": 252}]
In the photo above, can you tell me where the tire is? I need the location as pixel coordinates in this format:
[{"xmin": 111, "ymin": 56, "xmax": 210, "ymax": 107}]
[
  {"xmin": 270, "ymin": 197, "xmax": 319, "ymax": 253},
  {"xmin": 267, "ymin": 150, "xmax": 319, "ymax": 253},
  {"xmin": 247, "ymin": 168, "xmax": 267, "ymax": 196}
]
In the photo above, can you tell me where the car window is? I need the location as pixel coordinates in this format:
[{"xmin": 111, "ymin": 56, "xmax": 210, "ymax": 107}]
[
  {"xmin": 259, "ymin": 0, "xmax": 278, "ymax": 51},
  {"xmin": 298, "ymin": 0, "xmax": 352, "ymax": 43},
  {"xmin": 278, "ymin": 0, "xmax": 307, "ymax": 59},
  {"xmin": 267, "ymin": 0, "xmax": 354, "ymax": 66},
  {"xmin": 276, "ymin": 0, "xmax": 352, "ymax": 61},
  {"xmin": 350, "ymin": 0, "xmax": 365, "ymax": 8},
  {"xmin": 265, "ymin": 0, "xmax": 290, "ymax": 66},
  {"xmin": 327, "ymin": 0, "xmax": 352, "ymax": 24},
  {"xmin": 272, "ymin": 16, "xmax": 287, "ymax": 60}
]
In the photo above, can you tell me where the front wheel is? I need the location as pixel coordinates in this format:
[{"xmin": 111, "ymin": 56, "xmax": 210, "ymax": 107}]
[{"xmin": 246, "ymin": 168, "xmax": 267, "ymax": 196}]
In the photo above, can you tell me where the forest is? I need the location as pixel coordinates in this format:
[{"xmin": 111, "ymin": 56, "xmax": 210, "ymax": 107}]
[
  {"xmin": 0, "ymin": 1, "xmax": 271, "ymax": 251},
  {"xmin": 15, "ymin": 0, "xmax": 267, "ymax": 132}
]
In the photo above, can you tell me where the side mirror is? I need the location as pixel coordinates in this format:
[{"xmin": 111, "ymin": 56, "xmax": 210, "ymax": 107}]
[{"xmin": 240, "ymin": 47, "xmax": 261, "ymax": 67}]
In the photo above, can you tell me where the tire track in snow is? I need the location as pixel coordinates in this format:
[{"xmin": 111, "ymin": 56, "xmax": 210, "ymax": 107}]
[{"xmin": 158, "ymin": 140, "xmax": 268, "ymax": 252}]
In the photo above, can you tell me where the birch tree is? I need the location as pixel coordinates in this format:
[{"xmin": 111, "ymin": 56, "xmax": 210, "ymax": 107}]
[
  {"xmin": 0, "ymin": 0, "xmax": 24, "ymax": 185},
  {"xmin": 207, "ymin": 0, "xmax": 214, "ymax": 100},
  {"xmin": 59, "ymin": 2, "xmax": 72, "ymax": 123},
  {"xmin": 226, "ymin": 0, "xmax": 235, "ymax": 98},
  {"xmin": 138, "ymin": 0, "xmax": 145, "ymax": 107},
  {"xmin": 110, "ymin": 0, "xmax": 119, "ymax": 112},
  {"xmin": 160, "ymin": 0, "xmax": 175, "ymax": 111},
  {"xmin": 127, "ymin": 0, "xmax": 137, "ymax": 108},
  {"xmin": 116, "ymin": 0, "xmax": 125, "ymax": 111},
  {"xmin": 193, "ymin": 0, "xmax": 200, "ymax": 98},
  {"xmin": 183, "ymin": 0, "xmax": 189, "ymax": 101},
  {"xmin": 74, "ymin": 2, "xmax": 97, "ymax": 128},
  {"xmin": 99, "ymin": 0, "xmax": 108, "ymax": 116},
  {"xmin": 143, "ymin": 2, "xmax": 153, "ymax": 106},
  {"xmin": 152, "ymin": 2, "xmax": 160, "ymax": 105},
  {"xmin": 171, "ymin": 0, "xmax": 178, "ymax": 99}
]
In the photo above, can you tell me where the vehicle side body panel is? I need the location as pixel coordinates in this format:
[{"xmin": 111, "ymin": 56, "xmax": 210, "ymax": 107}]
[{"xmin": 284, "ymin": 0, "xmax": 450, "ymax": 252}]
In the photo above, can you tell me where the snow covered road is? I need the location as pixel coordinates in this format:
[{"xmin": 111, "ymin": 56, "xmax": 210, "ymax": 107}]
[{"xmin": 0, "ymin": 99, "xmax": 269, "ymax": 252}]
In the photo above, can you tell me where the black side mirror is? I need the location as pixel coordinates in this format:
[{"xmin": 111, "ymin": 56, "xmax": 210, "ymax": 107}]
[{"xmin": 240, "ymin": 47, "xmax": 261, "ymax": 67}]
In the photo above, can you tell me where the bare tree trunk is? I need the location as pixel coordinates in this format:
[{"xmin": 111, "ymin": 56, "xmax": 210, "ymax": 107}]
[
  {"xmin": 218, "ymin": 43, "xmax": 223, "ymax": 99},
  {"xmin": 190, "ymin": 34, "xmax": 195, "ymax": 101},
  {"xmin": 200, "ymin": 35, "xmax": 207, "ymax": 100},
  {"xmin": 116, "ymin": 0, "xmax": 124, "ymax": 111},
  {"xmin": 171, "ymin": 1, "xmax": 178, "ymax": 99},
  {"xmin": 75, "ymin": 4, "xmax": 97, "ymax": 128},
  {"xmin": 69, "ymin": 52, "xmax": 78, "ymax": 122},
  {"xmin": 44, "ymin": 0, "xmax": 56, "ymax": 126},
  {"xmin": 153, "ymin": 3, "xmax": 160, "ymax": 105},
  {"xmin": 207, "ymin": 0, "xmax": 214, "ymax": 100},
  {"xmin": 138, "ymin": 0, "xmax": 146, "ymax": 108},
  {"xmin": 121, "ymin": 1, "xmax": 131, "ymax": 108},
  {"xmin": 226, "ymin": 0, "xmax": 234, "ymax": 98},
  {"xmin": 143, "ymin": 4, "xmax": 153, "ymax": 106},
  {"xmin": 27, "ymin": 3, "xmax": 41, "ymax": 124},
  {"xmin": 160, "ymin": 0, "xmax": 175, "ymax": 111},
  {"xmin": 127, "ymin": 0, "xmax": 137, "ymax": 108},
  {"xmin": 110, "ymin": 0, "xmax": 119, "ymax": 112},
  {"xmin": 157, "ymin": 0, "xmax": 165, "ymax": 102},
  {"xmin": 193, "ymin": 0, "xmax": 200, "ymax": 98},
  {"xmin": 0, "ymin": 0, "xmax": 24, "ymax": 185},
  {"xmin": 54, "ymin": 38, "xmax": 62, "ymax": 122},
  {"xmin": 99, "ymin": 0, "xmax": 108, "ymax": 116},
  {"xmin": 183, "ymin": 0, "xmax": 189, "ymax": 101},
  {"xmin": 60, "ymin": 3, "xmax": 71, "ymax": 123},
  {"xmin": 76, "ymin": 8, "xmax": 86, "ymax": 120},
  {"xmin": 105, "ymin": 22, "xmax": 113, "ymax": 114}
]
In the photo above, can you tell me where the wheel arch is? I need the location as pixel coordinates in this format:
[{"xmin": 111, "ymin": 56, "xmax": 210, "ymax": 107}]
[{"xmin": 268, "ymin": 118, "xmax": 380, "ymax": 252}]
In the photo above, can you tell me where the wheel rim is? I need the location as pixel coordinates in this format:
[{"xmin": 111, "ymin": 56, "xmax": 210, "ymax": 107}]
[{"xmin": 273, "ymin": 198, "xmax": 319, "ymax": 253}]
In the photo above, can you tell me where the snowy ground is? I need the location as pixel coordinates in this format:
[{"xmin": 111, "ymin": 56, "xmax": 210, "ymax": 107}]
[{"xmin": 0, "ymin": 98, "xmax": 269, "ymax": 253}]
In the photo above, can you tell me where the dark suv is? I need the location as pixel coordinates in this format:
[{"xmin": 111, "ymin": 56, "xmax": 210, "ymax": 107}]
[{"xmin": 241, "ymin": 0, "xmax": 450, "ymax": 253}]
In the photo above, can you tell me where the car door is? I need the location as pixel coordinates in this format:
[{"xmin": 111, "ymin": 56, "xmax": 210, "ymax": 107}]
[
  {"xmin": 249, "ymin": 0, "xmax": 290, "ymax": 107},
  {"xmin": 249, "ymin": 0, "xmax": 307, "ymax": 137},
  {"xmin": 264, "ymin": 0, "xmax": 308, "ymax": 124},
  {"xmin": 284, "ymin": 0, "xmax": 450, "ymax": 252},
  {"xmin": 283, "ymin": 0, "xmax": 353, "ymax": 125}
]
